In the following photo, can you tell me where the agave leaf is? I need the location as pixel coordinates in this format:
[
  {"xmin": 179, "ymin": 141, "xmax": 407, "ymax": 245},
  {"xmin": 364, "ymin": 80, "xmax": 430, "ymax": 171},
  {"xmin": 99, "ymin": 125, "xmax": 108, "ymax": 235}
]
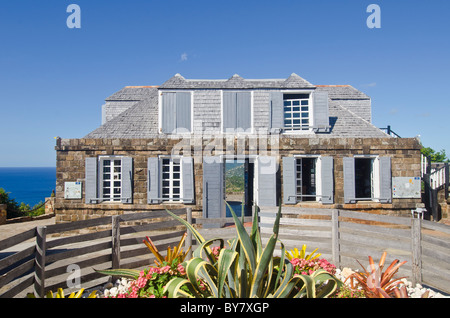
[
  {"xmin": 95, "ymin": 268, "xmax": 141, "ymax": 279},
  {"xmin": 250, "ymin": 232, "xmax": 278, "ymax": 297},
  {"xmin": 226, "ymin": 202, "xmax": 256, "ymax": 277},
  {"xmin": 250, "ymin": 204, "xmax": 262, "ymax": 260},
  {"xmin": 163, "ymin": 276, "xmax": 197, "ymax": 298},
  {"xmin": 185, "ymin": 257, "xmax": 219, "ymax": 297},
  {"xmin": 193, "ymin": 238, "xmax": 224, "ymax": 264},
  {"xmin": 217, "ymin": 249, "xmax": 238, "ymax": 298}
]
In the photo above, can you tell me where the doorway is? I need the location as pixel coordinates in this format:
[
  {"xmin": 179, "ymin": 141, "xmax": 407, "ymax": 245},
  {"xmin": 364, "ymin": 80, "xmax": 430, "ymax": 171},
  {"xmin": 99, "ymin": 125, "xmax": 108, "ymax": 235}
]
[{"xmin": 225, "ymin": 158, "xmax": 254, "ymax": 217}]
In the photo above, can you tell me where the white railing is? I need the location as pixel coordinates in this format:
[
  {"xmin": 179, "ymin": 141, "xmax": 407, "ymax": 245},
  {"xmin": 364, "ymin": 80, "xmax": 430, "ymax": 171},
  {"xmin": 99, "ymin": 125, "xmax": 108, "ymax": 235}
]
[{"xmin": 421, "ymin": 154, "xmax": 448, "ymax": 190}]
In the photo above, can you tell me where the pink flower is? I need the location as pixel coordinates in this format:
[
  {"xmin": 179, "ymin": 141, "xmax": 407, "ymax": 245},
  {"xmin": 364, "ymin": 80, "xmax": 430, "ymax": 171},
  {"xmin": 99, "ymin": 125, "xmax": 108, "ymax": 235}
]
[
  {"xmin": 177, "ymin": 263, "xmax": 186, "ymax": 275},
  {"xmin": 160, "ymin": 265, "xmax": 171, "ymax": 273}
]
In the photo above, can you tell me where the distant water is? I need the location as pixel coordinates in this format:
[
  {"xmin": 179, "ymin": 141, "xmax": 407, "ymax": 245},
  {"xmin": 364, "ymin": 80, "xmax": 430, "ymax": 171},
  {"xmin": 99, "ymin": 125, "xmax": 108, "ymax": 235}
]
[{"xmin": 0, "ymin": 167, "xmax": 56, "ymax": 206}]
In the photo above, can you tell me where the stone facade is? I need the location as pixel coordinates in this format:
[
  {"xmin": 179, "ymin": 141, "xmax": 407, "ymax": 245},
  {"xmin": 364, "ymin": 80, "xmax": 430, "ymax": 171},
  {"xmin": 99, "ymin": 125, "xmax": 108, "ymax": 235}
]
[{"xmin": 54, "ymin": 136, "xmax": 422, "ymax": 223}]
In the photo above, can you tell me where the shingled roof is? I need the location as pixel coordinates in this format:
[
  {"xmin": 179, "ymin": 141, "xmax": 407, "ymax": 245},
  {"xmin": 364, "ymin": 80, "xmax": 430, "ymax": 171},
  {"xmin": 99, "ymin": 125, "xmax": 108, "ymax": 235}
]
[
  {"xmin": 84, "ymin": 74, "xmax": 388, "ymax": 139},
  {"xmin": 159, "ymin": 73, "xmax": 316, "ymax": 89}
]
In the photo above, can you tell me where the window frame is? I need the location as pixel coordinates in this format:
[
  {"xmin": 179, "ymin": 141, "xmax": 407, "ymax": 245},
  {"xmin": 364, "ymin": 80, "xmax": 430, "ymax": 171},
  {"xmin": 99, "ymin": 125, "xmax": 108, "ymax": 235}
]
[
  {"xmin": 160, "ymin": 156, "xmax": 184, "ymax": 203},
  {"xmin": 353, "ymin": 155, "xmax": 381, "ymax": 202},
  {"xmin": 293, "ymin": 155, "xmax": 321, "ymax": 202},
  {"xmin": 281, "ymin": 90, "xmax": 314, "ymax": 134},
  {"xmin": 99, "ymin": 155, "xmax": 124, "ymax": 203}
]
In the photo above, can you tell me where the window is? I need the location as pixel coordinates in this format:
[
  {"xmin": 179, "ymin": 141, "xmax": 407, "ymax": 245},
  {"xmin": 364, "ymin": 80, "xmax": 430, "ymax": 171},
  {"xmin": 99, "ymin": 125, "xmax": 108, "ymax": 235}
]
[
  {"xmin": 85, "ymin": 156, "xmax": 133, "ymax": 204},
  {"xmin": 283, "ymin": 94, "xmax": 310, "ymax": 131},
  {"xmin": 102, "ymin": 159, "xmax": 122, "ymax": 202},
  {"xmin": 355, "ymin": 158, "xmax": 375, "ymax": 200},
  {"xmin": 161, "ymin": 158, "xmax": 182, "ymax": 202},
  {"xmin": 343, "ymin": 156, "xmax": 392, "ymax": 204},
  {"xmin": 283, "ymin": 156, "xmax": 334, "ymax": 205},
  {"xmin": 147, "ymin": 156, "xmax": 194, "ymax": 204},
  {"xmin": 296, "ymin": 157, "xmax": 317, "ymax": 201}
]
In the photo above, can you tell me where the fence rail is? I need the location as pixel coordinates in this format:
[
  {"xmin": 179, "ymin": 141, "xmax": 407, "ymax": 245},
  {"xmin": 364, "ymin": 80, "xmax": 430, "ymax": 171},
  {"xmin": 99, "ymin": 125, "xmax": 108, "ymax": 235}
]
[
  {"xmin": 1, "ymin": 207, "xmax": 449, "ymax": 297},
  {"xmin": 0, "ymin": 209, "xmax": 186, "ymax": 298},
  {"xmin": 258, "ymin": 206, "xmax": 450, "ymax": 294}
]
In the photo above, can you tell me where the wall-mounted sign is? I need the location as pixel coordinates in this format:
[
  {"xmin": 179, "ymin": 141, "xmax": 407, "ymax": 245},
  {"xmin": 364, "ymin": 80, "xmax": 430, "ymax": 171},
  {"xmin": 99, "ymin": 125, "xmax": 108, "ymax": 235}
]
[
  {"xmin": 392, "ymin": 177, "xmax": 421, "ymax": 199},
  {"xmin": 64, "ymin": 182, "xmax": 82, "ymax": 199}
]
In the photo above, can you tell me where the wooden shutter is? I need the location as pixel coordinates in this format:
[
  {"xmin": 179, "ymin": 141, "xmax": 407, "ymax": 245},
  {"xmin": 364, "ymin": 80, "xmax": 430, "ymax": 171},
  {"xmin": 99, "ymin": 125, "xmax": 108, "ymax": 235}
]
[
  {"xmin": 202, "ymin": 156, "xmax": 225, "ymax": 218},
  {"xmin": 121, "ymin": 157, "xmax": 133, "ymax": 204},
  {"xmin": 147, "ymin": 157, "xmax": 161, "ymax": 204},
  {"xmin": 282, "ymin": 157, "xmax": 297, "ymax": 204},
  {"xmin": 223, "ymin": 91, "xmax": 236, "ymax": 132},
  {"xmin": 236, "ymin": 91, "xmax": 251, "ymax": 131},
  {"xmin": 270, "ymin": 91, "xmax": 284, "ymax": 132},
  {"xmin": 321, "ymin": 156, "xmax": 334, "ymax": 204},
  {"xmin": 343, "ymin": 157, "xmax": 356, "ymax": 204},
  {"xmin": 176, "ymin": 92, "xmax": 191, "ymax": 132},
  {"xmin": 223, "ymin": 91, "xmax": 251, "ymax": 131},
  {"xmin": 378, "ymin": 157, "xmax": 392, "ymax": 203},
  {"xmin": 182, "ymin": 157, "xmax": 194, "ymax": 203},
  {"xmin": 257, "ymin": 156, "xmax": 277, "ymax": 206},
  {"xmin": 85, "ymin": 157, "xmax": 98, "ymax": 204},
  {"xmin": 313, "ymin": 91, "xmax": 330, "ymax": 132},
  {"xmin": 162, "ymin": 92, "xmax": 176, "ymax": 133}
]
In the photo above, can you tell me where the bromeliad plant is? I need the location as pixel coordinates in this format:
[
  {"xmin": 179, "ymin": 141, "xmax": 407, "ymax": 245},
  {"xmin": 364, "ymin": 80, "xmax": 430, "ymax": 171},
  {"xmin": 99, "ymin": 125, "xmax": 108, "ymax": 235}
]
[
  {"xmin": 163, "ymin": 203, "xmax": 342, "ymax": 298},
  {"xmin": 143, "ymin": 232, "xmax": 191, "ymax": 267},
  {"xmin": 345, "ymin": 251, "xmax": 407, "ymax": 298},
  {"xmin": 286, "ymin": 244, "xmax": 321, "ymax": 261}
]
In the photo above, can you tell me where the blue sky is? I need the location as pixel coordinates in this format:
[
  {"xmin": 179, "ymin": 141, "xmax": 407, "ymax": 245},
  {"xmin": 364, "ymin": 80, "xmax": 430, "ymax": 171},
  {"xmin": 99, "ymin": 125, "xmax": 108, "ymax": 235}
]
[{"xmin": 0, "ymin": 0, "xmax": 449, "ymax": 167}]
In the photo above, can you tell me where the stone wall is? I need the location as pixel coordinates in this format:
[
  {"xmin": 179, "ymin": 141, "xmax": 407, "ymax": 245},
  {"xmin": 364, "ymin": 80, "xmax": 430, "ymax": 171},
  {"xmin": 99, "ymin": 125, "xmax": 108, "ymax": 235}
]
[
  {"xmin": 54, "ymin": 136, "xmax": 422, "ymax": 223},
  {"xmin": 0, "ymin": 204, "xmax": 6, "ymax": 225}
]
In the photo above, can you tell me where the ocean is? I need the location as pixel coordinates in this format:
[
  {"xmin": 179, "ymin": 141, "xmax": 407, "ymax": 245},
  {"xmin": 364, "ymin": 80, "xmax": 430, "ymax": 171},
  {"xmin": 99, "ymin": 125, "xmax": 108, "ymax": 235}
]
[{"xmin": 0, "ymin": 167, "xmax": 56, "ymax": 206}]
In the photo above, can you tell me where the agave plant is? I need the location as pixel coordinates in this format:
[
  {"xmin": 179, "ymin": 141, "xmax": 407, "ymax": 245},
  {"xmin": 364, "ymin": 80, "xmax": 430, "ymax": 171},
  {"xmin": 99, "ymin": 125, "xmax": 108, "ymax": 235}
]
[
  {"xmin": 286, "ymin": 244, "xmax": 321, "ymax": 261},
  {"xmin": 27, "ymin": 288, "xmax": 97, "ymax": 298},
  {"xmin": 345, "ymin": 251, "xmax": 407, "ymax": 298},
  {"xmin": 143, "ymin": 232, "xmax": 191, "ymax": 267},
  {"xmin": 163, "ymin": 203, "xmax": 342, "ymax": 298}
]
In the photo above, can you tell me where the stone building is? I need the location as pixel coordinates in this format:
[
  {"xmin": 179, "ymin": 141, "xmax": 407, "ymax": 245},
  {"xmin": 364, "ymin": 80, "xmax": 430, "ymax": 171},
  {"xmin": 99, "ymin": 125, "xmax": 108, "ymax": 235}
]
[{"xmin": 54, "ymin": 73, "xmax": 422, "ymax": 223}]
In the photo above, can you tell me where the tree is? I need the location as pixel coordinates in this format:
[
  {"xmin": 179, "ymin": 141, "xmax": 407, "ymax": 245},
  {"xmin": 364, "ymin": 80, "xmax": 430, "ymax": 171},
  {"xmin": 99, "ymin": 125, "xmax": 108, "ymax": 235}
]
[{"xmin": 421, "ymin": 147, "xmax": 449, "ymax": 163}]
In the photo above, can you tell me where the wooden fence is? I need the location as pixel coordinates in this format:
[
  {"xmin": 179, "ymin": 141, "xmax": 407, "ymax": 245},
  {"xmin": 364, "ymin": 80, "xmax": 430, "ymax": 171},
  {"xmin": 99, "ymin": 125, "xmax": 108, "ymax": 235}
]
[
  {"xmin": 1, "ymin": 206, "xmax": 449, "ymax": 297},
  {"xmin": 0, "ymin": 209, "xmax": 186, "ymax": 298},
  {"xmin": 259, "ymin": 206, "xmax": 450, "ymax": 294}
]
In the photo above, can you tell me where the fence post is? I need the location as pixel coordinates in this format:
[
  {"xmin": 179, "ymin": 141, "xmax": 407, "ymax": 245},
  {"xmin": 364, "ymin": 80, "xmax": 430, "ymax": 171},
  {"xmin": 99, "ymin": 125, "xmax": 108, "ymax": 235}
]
[
  {"xmin": 445, "ymin": 163, "xmax": 449, "ymax": 200},
  {"xmin": 111, "ymin": 216, "xmax": 121, "ymax": 270},
  {"xmin": 331, "ymin": 209, "xmax": 340, "ymax": 269},
  {"xmin": 411, "ymin": 217, "xmax": 422, "ymax": 286},
  {"xmin": 186, "ymin": 208, "xmax": 193, "ymax": 260},
  {"xmin": 34, "ymin": 226, "xmax": 47, "ymax": 298}
]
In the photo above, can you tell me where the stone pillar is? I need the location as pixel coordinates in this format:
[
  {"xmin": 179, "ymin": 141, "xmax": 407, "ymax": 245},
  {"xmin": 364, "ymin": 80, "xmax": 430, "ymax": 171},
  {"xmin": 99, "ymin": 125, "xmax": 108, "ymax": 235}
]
[
  {"xmin": 0, "ymin": 204, "xmax": 6, "ymax": 225},
  {"xmin": 44, "ymin": 197, "xmax": 55, "ymax": 215}
]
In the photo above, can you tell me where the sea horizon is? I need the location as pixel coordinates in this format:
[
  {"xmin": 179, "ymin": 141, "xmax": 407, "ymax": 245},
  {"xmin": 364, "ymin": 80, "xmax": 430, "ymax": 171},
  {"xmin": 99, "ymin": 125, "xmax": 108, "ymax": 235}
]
[{"xmin": 0, "ymin": 167, "xmax": 56, "ymax": 207}]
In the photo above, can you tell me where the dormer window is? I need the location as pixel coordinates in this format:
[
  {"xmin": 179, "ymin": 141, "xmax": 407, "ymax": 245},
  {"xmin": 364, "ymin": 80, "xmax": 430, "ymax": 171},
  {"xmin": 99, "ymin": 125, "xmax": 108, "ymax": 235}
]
[
  {"xmin": 283, "ymin": 93, "xmax": 310, "ymax": 131},
  {"xmin": 270, "ymin": 90, "xmax": 329, "ymax": 134}
]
